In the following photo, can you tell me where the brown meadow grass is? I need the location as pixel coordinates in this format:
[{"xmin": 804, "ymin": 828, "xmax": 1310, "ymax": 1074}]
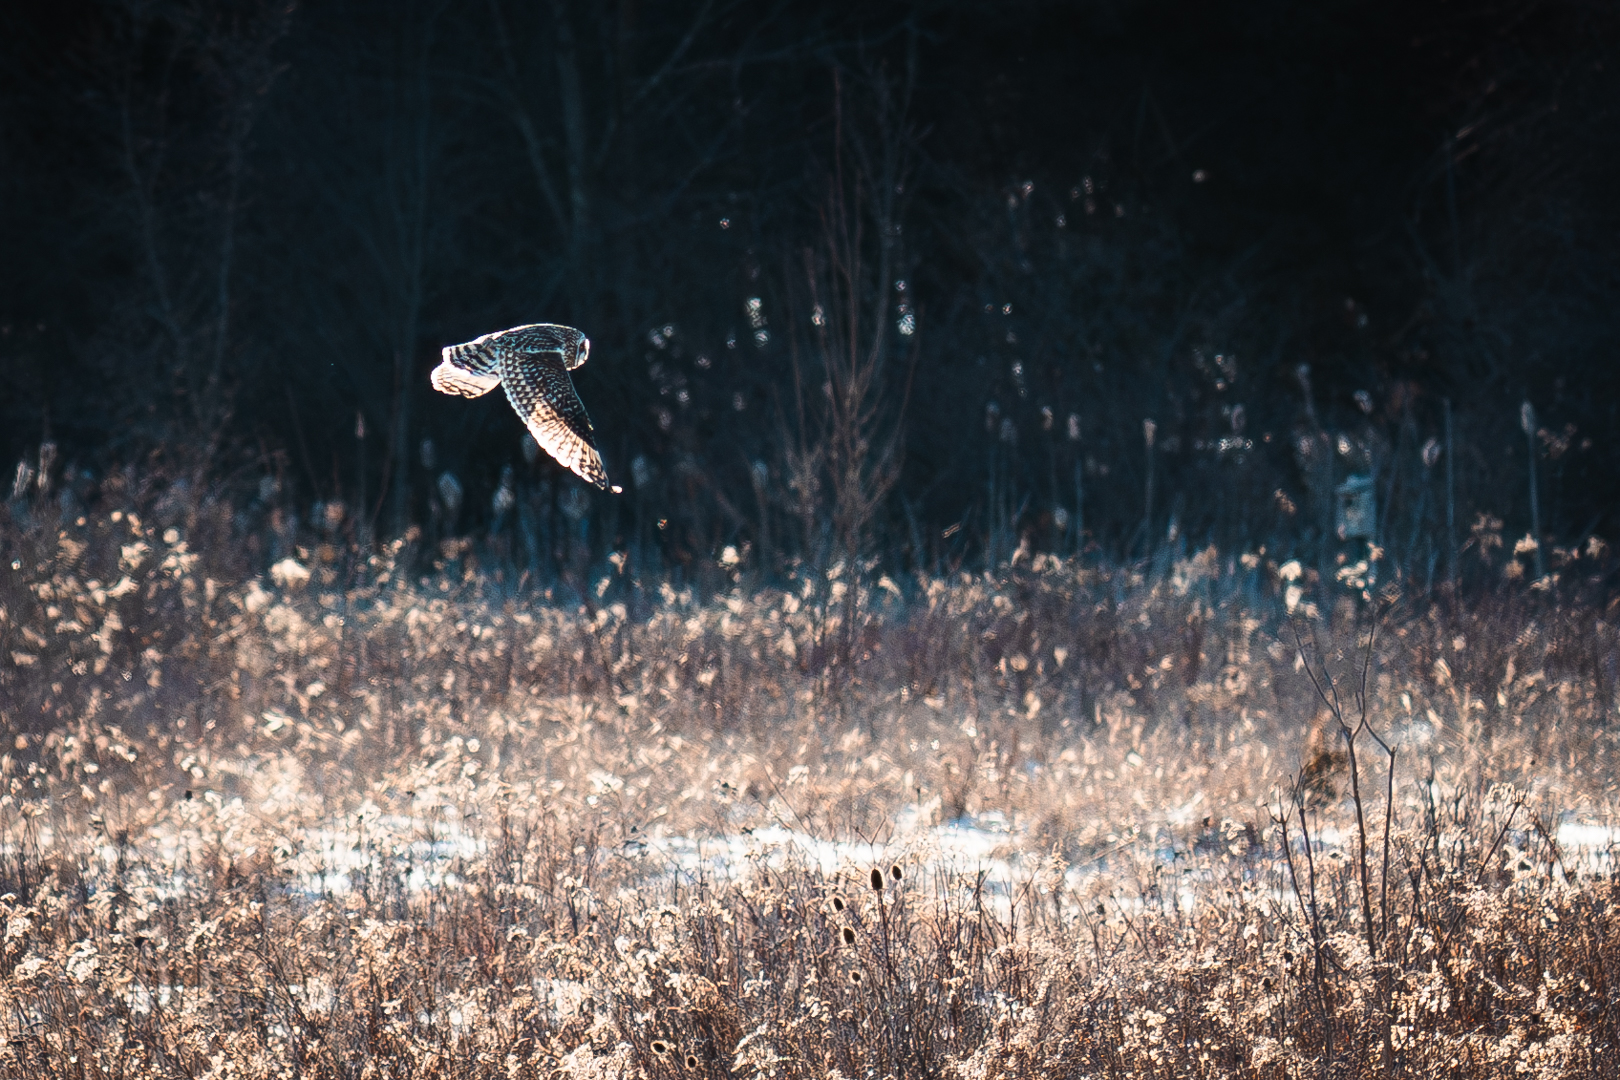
[{"xmin": 3, "ymin": 488, "xmax": 1620, "ymax": 1078}]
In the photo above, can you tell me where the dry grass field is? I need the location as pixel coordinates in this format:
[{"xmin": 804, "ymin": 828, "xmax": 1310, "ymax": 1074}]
[{"xmin": 3, "ymin": 487, "xmax": 1620, "ymax": 1078}]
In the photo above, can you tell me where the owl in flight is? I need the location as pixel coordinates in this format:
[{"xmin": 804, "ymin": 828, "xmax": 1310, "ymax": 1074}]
[{"xmin": 431, "ymin": 323, "xmax": 610, "ymax": 490}]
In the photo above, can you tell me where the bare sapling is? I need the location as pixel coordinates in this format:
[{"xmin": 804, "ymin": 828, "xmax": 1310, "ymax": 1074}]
[
  {"xmin": 1292, "ymin": 619, "xmax": 1399, "ymax": 1074},
  {"xmin": 784, "ymin": 63, "xmax": 917, "ymax": 704}
]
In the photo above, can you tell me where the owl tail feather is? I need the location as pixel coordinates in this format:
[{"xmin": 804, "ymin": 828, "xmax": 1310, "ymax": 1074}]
[{"xmin": 430, "ymin": 355, "xmax": 501, "ymax": 399}]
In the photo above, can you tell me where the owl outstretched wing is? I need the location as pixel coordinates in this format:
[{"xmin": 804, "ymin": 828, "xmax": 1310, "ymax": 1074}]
[{"xmin": 499, "ymin": 353, "xmax": 608, "ymax": 489}]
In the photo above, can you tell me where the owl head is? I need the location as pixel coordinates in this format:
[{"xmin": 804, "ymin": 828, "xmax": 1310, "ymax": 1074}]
[{"xmin": 567, "ymin": 332, "xmax": 590, "ymax": 370}]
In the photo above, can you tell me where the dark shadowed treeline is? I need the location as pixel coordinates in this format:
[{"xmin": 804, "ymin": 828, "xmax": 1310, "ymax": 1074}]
[{"xmin": 2, "ymin": 0, "xmax": 1617, "ymax": 590}]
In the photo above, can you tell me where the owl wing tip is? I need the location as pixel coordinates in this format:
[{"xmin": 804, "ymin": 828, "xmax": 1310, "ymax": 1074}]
[{"xmin": 576, "ymin": 451, "xmax": 610, "ymax": 490}]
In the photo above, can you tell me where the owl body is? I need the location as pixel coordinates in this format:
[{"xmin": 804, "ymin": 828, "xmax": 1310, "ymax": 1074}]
[{"xmin": 430, "ymin": 323, "xmax": 609, "ymax": 489}]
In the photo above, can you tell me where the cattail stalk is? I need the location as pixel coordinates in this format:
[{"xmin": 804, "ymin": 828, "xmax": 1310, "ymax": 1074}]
[
  {"xmin": 1521, "ymin": 401, "xmax": 1544, "ymax": 579},
  {"xmin": 1444, "ymin": 398, "xmax": 1457, "ymax": 591},
  {"xmin": 999, "ymin": 418, "xmax": 1017, "ymax": 563},
  {"xmin": 1073, "ymin": 462, "xmax": 1085, "ymax": 556},
  {"xmin": 750, "ymin": 460, "xmax": 771, "ymax": 582},
  {"xmin": 986, "ymin": 428, "xmax": 998, "ymax": 567},
  {"xmin": 1141, "ymin": 418, "xmax": 1156, "ymax": 556},
  {"xmin": 356, "ymin": 410, "xmax": 368, "ymax": 546},
  {"xmin": 1069, "ymin": 413, "xmax": 1084, "ymax": 556}
]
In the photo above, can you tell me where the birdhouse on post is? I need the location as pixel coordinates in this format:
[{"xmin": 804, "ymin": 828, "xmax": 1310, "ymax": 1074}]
[{"xmin": 1335, "ymin": 474, "xmax": 1376, "ymax": 541}]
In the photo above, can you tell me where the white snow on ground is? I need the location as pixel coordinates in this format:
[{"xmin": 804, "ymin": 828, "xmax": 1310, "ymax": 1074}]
[
  {"xmin": 1557, "ymin": 821, "xmax": 1619, "ymax": 847},
  {"xmin": 78, "ymin": 811, "xmax": 1613, "ymax": 1030},
  {"xmin": 287, "ymin": 813, "xmax": 485, "ymax": 896},
  {"xmin": 16, "ymin": 798, "xmax": 1617, "ymax": 921},
  {"xmin": 632, "ymin": 804, "xmax": 1017, "ymax": 883},
  {"xmin": 1555, "ymin": 821, "xmax": 1620, "ymax": 875}
]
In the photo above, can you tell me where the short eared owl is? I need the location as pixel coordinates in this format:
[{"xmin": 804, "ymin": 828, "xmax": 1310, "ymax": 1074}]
[{"xmin": 430, "ymin": 324, "xmax": 609, "ymax": 489}]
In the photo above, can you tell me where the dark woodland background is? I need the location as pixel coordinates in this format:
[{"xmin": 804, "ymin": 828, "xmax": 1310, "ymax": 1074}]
[{"xmin": 2, "ymin": 0, "xmax": 1617, "ymax": 590}]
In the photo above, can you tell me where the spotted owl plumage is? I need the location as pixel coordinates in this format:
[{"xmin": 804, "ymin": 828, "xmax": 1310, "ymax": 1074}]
[{"xmin": 430, "ymin": 324, "xmax": 609, "ymax": 489}]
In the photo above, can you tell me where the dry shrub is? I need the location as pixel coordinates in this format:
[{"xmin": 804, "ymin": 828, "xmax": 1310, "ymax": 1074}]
[{"xmin": 2, "ymin": 482, "xmax": 1619, "ymax": 1077}]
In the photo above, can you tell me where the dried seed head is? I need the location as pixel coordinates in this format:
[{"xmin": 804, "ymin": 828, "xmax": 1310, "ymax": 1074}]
[
  {"xmin": 832, "ymin": 895, "xmax": 845, "ymax": 912},
  {"xmin": 651, "ymin": 1041, "xmax": 669, "ymax": 1055},
  {"xmin": 685, "ymin": 1055, "xmax": 700, "ymax": 1070},
  {"xmin": 849, "ymin": 969, "xmax": 862, "ymax": 984},
  {"xmin": 841, "ymin": 926, "xmax": 856, "ymax": 945},
  {"xmin": 870, "ymin": 867, "xmax": 884, "ymax": 892},
  {"xmin": 890, "ymin": 864, "xmax": 903, "ymax": 882}
]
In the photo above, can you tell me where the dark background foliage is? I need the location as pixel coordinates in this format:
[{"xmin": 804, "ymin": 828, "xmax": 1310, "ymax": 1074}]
[{"xmin": 2, "ymin": 0, "xmax": 1616, "ymax": 587}]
